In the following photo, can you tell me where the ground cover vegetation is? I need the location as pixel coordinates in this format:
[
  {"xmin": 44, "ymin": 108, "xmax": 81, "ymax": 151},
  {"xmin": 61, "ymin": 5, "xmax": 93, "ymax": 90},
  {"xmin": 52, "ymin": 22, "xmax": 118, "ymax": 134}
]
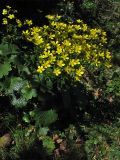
[{"xmin": 0, "ymin": 0, "xmax": 120, "ymax": 159}]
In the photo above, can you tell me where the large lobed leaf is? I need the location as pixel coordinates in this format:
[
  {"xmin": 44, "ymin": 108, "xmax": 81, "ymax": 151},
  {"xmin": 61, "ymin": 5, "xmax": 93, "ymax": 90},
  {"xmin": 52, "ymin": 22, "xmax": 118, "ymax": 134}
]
[{"xmin": 0, "ymin": 62, "xmax": 12, "ymax": 78}]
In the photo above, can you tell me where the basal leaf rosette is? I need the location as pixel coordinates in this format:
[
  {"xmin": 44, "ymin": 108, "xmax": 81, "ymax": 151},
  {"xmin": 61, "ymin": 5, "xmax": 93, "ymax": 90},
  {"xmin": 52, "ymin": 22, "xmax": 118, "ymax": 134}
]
[{"xmin": 23, "ymin": 15, "xmax": 112, "ymax": 82}]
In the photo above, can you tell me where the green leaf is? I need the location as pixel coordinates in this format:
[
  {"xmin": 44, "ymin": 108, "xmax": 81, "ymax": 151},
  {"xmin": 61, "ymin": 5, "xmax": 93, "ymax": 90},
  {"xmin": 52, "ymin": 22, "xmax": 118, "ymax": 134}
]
[
  {"xmin": 42, "ymin": 136, "xmax": 55, "ymax": 154},
  {"xmin": 21, "ymin": 88, "xmax": 37, "ymax": 100},
  {"xmin": 8, "ymin": 77, "xmax": 25, "ymax": 93},
  {"xmin": 0, "ymin": 62, "xmax": 12, "ymax": 78},
  {"xmin": 22, "ymin": 114, "xmax": 30, "ymax": 123},
  {"xmin": 36, "ymin": 109, "xmax": 58, "ymax": 126},
  {"xmin": 7, "ymin": 77, "xmax": 36, "ymax": 108},
  {"xmin": 22, "ymin": 66, "xmax": 31, "ymax": 75},
  {"xmin": 0, "ymin": 43, "xmax": 18, "ymax": 56},
  {"xmin": 17, "ymin": 65, "xmax": 31, "ymax": 75},
  {"xmin": 46, "ymin": 79, "xmax": 53, "ymax": 90},
  {"xmin": 29, "ymin": 110, "xmax": 36, "ymax": 117},
  {"xmin": 0, "ymin": 43, "xmax": 10, "ymax": 56},
  {"xmin": 38, "ymin": 127, "xmax": 49, "ymax": 136},
  {"xmin": 12, "ymin": 97, "xmax": 27, "ymax": 108}
]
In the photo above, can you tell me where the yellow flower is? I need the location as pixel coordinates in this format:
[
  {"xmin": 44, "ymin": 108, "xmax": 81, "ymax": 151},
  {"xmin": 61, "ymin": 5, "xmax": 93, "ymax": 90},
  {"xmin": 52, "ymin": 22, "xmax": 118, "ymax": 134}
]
[
  {"xmin": 2, "ymin": 9, "xmax": 7, "ymax": 15},
  {"xmin": 94, "ymin": 60, "xmax": 100, "ymax": 67},
  {"xmin": 101, "ymin": 36, "xmax": 107, "ymax": 43},
  {"xmin": 56, "ymin": 22, "xmax": 67, "ymax": 29},
  {"xmin": 68, "ymin": 25, "xmax": 74, "ymax": 32},
  {"xmin": 46, "ymin": 15, "xmax": 55, "ymax": 20},
  {"xmin": 24, "ymin": 19, "xmax": 33, "ymax": 26},
  {"xmin": 76, "ymin": 19, "xmax": 82, "ymax": 23},
  {"xmin": 76, "ymin": 67, "xmax": 84, "ymax": 77},
  {"xmin": 32, "ymin": 27, "xmax": 40, "ymax": 33},
  {"xmin": 46, "ymin": 43, "xmax": 51, "ymax": 49},
  {"xmin": 74, "ymin": 45, "xmax": 82, "ymax": 53},
  {"xmin": 22, "ymin": 30, "xmax": 29, "ymax": 36},
  {"xmin": 64, "ymin": 66, "xmax": 73, "ymax": 74},
  {"xmin": 102, "ymin": 31, "xmax": 106, "ymax": 36},
  {"xmin": 82, "ymin": 24, "xmax": 88, "ymax": 31},
  {"xmin": 43, "ymin": 25, "xmax": 48, "ymax": 30},
  {"xmin": 2, "ymin": 18, "xmax": 8, "ymax": 25},
  {"xmin": 49, "ymin": 34, "xmax": 55, "ymax": 39},
  {"xmin": 75, "ymin": 76, "xmax": 80, "ymax": 81},
  {"xmin": 56, "ymin": 15, "xmax": 62, "ymax": 19},
  {"xmin": 34, "ymin": 36, "xmax": 44, "ymax": 45},
  {"xmin": 86, "ymin": 44, "xmax": 91, "ymax": 50},
  {"xmin": 16, "ymin": 19, "xmax": 22, "ymax": 27},
  {"xmin": 49, "ymin": 55, "xmax": 56, "ymax": 63},
  {"xmin": 61, "ymin": 54, "xmax": 69, "ymax": 60},
  {"xmin": 40, "ymin": 50, "xmax": 51, "ymax": 58},
  {"xmin": 74, "ymin": 25, "xmax": 80, "ymax": 30},
  {"xmin": 106, "ymin": 51, "xmax": 111, "ymax": 59},
  {"xmin": 99, "ymin": 52, "xmax": 104, "ymax": 58},
  {"xmin": 6, "ymin": 6, "xmax": 11, "ymax": 9},
  {"xmin": 53, "ymin": 68, "xmax": 61, "ymax": 76},
  {"xmin": 57, "ymin": 60, "xmax": 65, "ymax": 67},
  {"xmin": 37, "ymin": 66, "xmax": 45, "ymax": 73},
  {"xmin": 57, "ymin": 47, "xmax": 63, "ymax": 54},
  {"xmin": 90, "ymin": 29, "xmax": 98, "ymax": 36},
  {"xmin": 43, "ymin": 61, "xmax": 51, "ymax": 69},
  {"xmin": 105, "ymin": 62, "xmax": 112, "ymax": 68},
  {"xmin": 73, "ymin": 34, "xmax": 82, "ymax": 39},
  {"xmin": 51, "ymin": 21, "xmax": 56, "ymax": 26},
  {"xmin": 63, "ymin": 40, "xmax": 71, "ymax": 46},
  {"xmin": 8, "ymin": 14, "xmax": 15, "ymax": 19},
  {"xmin": 69, "ymin": 59, "xmax": 80, "ymax": 67}
]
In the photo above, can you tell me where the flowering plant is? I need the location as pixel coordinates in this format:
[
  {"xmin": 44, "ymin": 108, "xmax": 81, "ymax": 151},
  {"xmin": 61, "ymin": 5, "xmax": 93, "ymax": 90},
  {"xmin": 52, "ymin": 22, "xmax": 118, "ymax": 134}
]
[
  {"xmin": 2, "ymin": 6, "xmax": 112, "ymax": 83},
  {"xmin": 0, "ymin": 5, "xmax": 119, "ymax": 160},
  {"xmin": 22, "ymin": 15, "xmax": 112, "ymax": 82}
]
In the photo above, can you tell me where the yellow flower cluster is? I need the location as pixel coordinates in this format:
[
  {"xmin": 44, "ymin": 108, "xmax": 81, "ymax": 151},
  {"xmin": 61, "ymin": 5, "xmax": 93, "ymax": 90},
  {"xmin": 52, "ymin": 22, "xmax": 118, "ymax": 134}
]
[
  {"xmin": 2, "ymin": 6, "xmax": 33, "ymax": 28},
  {"xmin": 2, "ymin": 6, "xmax": 111, "ymax": 81},
  {"xmin": 2, "ymin": 6, "xmax": 15, "ymax": 25},
  {"xmin": 22, "ymin": 15, "xmax": 112, "ymax": 81}
]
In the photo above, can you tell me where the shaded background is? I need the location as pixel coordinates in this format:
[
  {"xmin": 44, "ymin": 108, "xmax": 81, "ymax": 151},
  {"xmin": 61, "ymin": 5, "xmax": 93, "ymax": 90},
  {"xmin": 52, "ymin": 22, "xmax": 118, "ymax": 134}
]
[{"xmin": 0, "ymin": 0, "xmax": 60, "ymax": 25}]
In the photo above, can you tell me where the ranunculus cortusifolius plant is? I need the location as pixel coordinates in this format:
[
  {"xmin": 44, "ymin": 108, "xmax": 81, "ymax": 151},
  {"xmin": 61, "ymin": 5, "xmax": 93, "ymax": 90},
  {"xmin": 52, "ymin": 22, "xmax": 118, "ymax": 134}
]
[
  {"xmin": 2, "ymin": 6, "xmax": 112, "ymax": 82},
  {"xmin": 23, "ymin": 15, "xmax": 112, "ymax": 81}
]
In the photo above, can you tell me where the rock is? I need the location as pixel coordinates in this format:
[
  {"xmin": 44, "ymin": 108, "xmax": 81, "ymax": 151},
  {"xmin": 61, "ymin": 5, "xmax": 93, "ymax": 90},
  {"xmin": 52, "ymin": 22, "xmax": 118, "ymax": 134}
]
[{"xmin": 0, "ymin": 133, "xmax": 11, "ymax": 148}]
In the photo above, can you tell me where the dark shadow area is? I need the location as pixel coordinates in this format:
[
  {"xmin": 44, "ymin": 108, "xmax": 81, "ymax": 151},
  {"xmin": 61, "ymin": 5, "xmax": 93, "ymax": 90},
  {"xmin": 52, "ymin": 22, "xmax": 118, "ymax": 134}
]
[{"xmin": 0, "ymin": 0, "xmax": 60, "ymax": 25}]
